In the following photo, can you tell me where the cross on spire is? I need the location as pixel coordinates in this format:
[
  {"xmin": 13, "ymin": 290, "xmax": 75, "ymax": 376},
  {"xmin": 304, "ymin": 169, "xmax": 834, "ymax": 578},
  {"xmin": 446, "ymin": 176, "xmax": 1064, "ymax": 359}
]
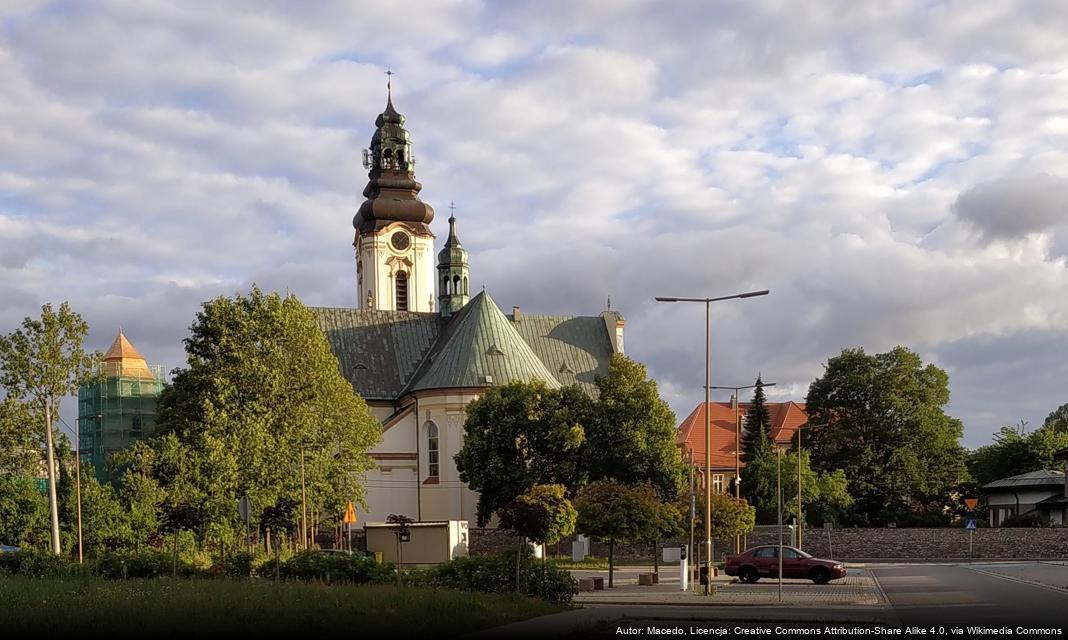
[
  {"xmin": 448, "ymin": 200, "xmax": 456, "ymax": 219},
  {"xmin": 385, "ymin": 66, "xmax": 393, "ymax": 97}
]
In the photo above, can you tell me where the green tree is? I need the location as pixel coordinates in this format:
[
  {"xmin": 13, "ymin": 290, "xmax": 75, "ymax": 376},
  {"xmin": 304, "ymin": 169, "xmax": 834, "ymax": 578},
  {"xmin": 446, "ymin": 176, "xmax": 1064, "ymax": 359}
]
[
  {"xmin": 0, "ymin": 397, "xmax": 41, "ymax": 475},
  {"xmin": 740, "ymin": 426, "xmax": 778, "ymax": 523},
  {"xmin": 497, "ymin": 484, "xmax": 577, "ymax": 592},
  {"xmin": 0, "ymin": 302, "xmax": 98, "ymax": 554},
  {"xmin": 0, "ymin": 474, "xmax": 49, "ymax": 547},
  {"xmin": 779, "ymin": 449, "xmax": 853, "ymax": 526},
  {"xmin": 585, "ymin": 354, "xmax": 685, "ymax": 500},
  {"xmin": 968, "ymin": 421, "xmax": 1068, "ymax": 487},
  {"xmin": 805, "ymin": 347, "xmax": 968, "ymax": 524},
  {"xmin": 1044, "ymin": 404, "xmax": 1068, "ymax": 434},
  {"xmin": 75, "ymin": 468, "xmax": 132, "ymax": 553},
  {"xmin": 692, "ymin": 492, "xmax": 756, "ymax": 541},
  {"xmin": 649, "ymin": 500, "xmax": 685, "ymax": 577},
  {"xmin": 740, "ymin": 375, "xmax": 772, "ymax": 464},
  {"xmin": 456, "ymin": 380, "xmax": 591, "ymax": 526},
  {"xmin": 146, "ymin": 287, "xmax": 380, "ymax": 547},
  {"xmin": 574, "ymin": 480, "xmax": 660, "ymax": 588}
]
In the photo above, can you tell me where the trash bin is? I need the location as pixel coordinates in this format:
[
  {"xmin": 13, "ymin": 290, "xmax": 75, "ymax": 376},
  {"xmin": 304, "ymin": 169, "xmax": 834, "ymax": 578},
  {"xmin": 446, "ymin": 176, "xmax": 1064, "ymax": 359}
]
[{"xmin": 699, "ymin": 566, "xmax": 709, "ymax": 585}]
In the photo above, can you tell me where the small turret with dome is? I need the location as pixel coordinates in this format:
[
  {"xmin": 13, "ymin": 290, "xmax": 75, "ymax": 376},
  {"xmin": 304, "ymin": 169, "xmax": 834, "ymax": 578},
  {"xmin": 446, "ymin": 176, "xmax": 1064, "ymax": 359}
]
[{"xmin": 437, "ymin": 202, "xmax": 469, "ymax": 318}]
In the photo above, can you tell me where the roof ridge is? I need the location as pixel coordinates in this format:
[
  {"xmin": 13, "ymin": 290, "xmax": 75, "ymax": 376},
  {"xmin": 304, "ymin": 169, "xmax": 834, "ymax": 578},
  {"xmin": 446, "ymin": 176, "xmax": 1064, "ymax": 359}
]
[{"xmin": 403, "ymin": 291, "xmax": 560, "ymax": 394}]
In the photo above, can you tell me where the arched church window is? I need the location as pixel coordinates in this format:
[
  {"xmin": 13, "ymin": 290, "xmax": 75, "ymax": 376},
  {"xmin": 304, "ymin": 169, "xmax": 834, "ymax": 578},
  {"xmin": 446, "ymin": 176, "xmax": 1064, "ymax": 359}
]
[
  {"xmin": 453, "ymin": 275, "xmax": 460, "ymax": 295},
  {"xmin": 463, "ymin": 277, "xmax": 468, "ymax": 295},
  {"xmin": 396, "ymin": 149, "xmax": 405, "ymax": 166},
  {"xmin": 383, "ymin": 148, "xmax": 393, "ymax": 168},
  {"xmin": 442, "ymin": 275, "xmax": 449, "ymax": 294},
  {"xmin": 396, "ymin": 271, "xmax": 409, "ymax": 311},
  {"xmin": 426, "ymin": 422, "xmax": 439, "ymax": 478}
]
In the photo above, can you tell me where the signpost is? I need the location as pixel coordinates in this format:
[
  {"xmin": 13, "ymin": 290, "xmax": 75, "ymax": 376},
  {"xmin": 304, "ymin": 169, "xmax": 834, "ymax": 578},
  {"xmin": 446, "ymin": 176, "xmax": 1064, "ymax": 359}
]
[
  {"xmin": 964, "ymin": 497, "xmax": 978, "ymax": 557},
  {"xmin": 965, "ymin": 519, "xmax": 977, "ymax": 556},
  {"xmin": 343, "ymin": 501, "xmax": 357, "ymax": 552}
]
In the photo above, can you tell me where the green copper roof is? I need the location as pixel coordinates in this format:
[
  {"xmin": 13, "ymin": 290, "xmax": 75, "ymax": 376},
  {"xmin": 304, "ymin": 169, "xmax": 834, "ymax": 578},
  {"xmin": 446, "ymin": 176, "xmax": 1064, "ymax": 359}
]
[
  {"xmin": 312, "ymin": 308, "xmax": 440, "ymax": 400},
  {"xmin": 404, "ymin": 291, "xmax": 561, "ymax": 393}
]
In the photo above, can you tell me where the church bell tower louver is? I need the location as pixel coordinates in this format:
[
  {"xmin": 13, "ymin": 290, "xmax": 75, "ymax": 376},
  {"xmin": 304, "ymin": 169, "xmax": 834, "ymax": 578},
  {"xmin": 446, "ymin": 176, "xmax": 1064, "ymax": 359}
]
[
  {"xmin": 437, "ymin": 202, "xmax": 469, "ymax": 318},
  {"xmin": 353, "ymin": 73, "xmax": 435, "ymax": 312}
]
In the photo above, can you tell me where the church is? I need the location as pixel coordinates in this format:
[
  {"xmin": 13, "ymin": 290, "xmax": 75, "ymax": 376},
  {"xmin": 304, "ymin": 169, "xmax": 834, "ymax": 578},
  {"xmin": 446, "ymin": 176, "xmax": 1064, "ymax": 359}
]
[{"xmin": 311, "ymin": 88, "xmax": 625, "ymax": 524}]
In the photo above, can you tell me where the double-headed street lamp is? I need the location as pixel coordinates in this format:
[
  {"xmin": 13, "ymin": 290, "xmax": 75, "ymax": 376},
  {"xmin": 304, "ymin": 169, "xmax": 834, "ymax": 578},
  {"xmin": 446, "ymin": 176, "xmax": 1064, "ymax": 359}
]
[
  {"xmin": 708, "ymin": 380, "xmax": 775, "ymax": 553},
  {"xmin": 655, "ymin": 289, "xmax": 769, "ymax": 594}
]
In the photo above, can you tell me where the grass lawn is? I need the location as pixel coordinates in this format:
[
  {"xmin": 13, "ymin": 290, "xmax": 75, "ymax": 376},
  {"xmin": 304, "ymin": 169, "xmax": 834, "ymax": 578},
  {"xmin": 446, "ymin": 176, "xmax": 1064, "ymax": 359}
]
[{"xmin": 0, "ymin": 575, "xmax": 565, "ymax": 635}]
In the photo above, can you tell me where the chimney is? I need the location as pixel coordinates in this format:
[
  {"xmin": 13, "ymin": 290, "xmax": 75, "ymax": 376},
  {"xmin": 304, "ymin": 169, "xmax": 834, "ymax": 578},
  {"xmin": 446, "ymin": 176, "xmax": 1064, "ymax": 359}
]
[{"xmin": 512, "ymin": 306, "xmax": 521, "ymax": 321}]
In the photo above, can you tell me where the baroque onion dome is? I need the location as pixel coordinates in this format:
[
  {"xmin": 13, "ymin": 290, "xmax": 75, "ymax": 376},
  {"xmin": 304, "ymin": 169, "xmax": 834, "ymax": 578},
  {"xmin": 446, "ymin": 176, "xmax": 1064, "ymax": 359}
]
[
  {"xmin": 437, "ymin": 209, "xmax": 470, "ymax": 318},
  {"xmin": 352, "ymin": 91, "xmax": 435, "ymax": 236}
]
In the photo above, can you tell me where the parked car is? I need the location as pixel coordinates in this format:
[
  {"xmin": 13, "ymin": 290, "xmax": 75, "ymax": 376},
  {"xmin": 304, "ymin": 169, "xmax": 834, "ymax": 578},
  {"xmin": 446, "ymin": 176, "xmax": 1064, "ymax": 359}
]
[
  {"xmin": 724, "ymin": 545, "xmax": 846, "ymax": 584},
  {"xmin": 0, "ymin": 545, "xmax": 20, "ymax": 553}
]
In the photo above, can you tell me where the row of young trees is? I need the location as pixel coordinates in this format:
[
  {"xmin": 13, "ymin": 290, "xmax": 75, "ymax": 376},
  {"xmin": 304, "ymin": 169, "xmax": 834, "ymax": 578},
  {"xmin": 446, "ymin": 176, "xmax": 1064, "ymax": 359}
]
[
  {"xmin": 0, "ymin": 289, "xmax": 383, "ymax": 557},
  {"xmin": 455, "ymin": 356, "xmax": 757, "ymax": 586}
]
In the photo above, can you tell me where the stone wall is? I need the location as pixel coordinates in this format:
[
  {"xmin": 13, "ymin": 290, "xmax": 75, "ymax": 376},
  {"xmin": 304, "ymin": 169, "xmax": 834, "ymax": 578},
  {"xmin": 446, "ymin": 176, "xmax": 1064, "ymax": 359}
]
[{"xmin": 468, "ymin": 526, "xmax": 1068, "ymax": 562}]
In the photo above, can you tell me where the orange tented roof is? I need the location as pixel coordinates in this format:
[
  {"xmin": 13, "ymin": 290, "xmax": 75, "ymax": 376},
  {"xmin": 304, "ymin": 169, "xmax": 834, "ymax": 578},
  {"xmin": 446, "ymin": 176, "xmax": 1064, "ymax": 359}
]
[
  {"xmin": 675, "ymin": 401, "xmax": 808, "ymax": 470},
  {"xmin": 101, "ymin": 330, "xmax": 158, "ymax": 380}
]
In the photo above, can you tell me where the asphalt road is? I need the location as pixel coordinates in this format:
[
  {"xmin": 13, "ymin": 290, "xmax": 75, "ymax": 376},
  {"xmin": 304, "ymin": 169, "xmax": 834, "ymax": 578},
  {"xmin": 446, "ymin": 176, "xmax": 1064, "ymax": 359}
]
[{"xmin": 871, "ymin": 563, "xmax": 1068, "ymax": 628}]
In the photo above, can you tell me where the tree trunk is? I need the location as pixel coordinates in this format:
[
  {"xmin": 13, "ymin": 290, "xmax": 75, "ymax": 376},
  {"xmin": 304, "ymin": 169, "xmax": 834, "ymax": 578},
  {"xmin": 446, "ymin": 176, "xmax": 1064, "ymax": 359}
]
[
  {"xmin": 172, "ymin": 529, "xmax": 179, "ymax": 577},
  {"xmin": 515, "ymin": 540, "xmax": 524, "ymax": 594},
  {"xmin": 43, "ymin": 402, "xmax": 62, "ymax": 555},
  {"xmin": 608, "ymin": 538, "xmax": 615, "ymax": 588},
  {"xmin": 653, "ymin": 538, "xmax": 659, "ymax": 576}
]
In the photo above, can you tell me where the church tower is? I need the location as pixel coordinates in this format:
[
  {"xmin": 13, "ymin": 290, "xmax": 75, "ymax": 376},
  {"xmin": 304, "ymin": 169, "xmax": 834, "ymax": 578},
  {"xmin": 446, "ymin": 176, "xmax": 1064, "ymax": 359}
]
[
  {"xmin": 437, "ymin": 206, "xmax": 469, "ymax": 318},
  {"xmin": 353, "ymin": 81, "xmax": 435, "ymax": 312}
]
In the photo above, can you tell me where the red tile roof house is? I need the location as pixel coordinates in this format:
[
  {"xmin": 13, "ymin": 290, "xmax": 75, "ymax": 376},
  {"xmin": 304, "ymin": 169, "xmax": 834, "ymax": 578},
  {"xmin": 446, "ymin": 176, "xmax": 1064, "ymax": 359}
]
[{"xmin": 675, "ymin": 401, "xmax": 808, "ymax": 494}]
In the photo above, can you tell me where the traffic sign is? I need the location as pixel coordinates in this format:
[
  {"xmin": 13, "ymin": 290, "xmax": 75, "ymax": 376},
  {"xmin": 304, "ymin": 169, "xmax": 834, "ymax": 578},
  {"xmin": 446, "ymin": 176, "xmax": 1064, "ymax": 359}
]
[
  {"xmin": 343, "ymin": 501, "xmax": 357, "ymax": 525},
  {"xmin": 965, "ymin": 519, "xmax": 977, "ymax": 531},
  {"xmin": 964, "ymin": 498, "xmax": 978, "ymax": 510}
]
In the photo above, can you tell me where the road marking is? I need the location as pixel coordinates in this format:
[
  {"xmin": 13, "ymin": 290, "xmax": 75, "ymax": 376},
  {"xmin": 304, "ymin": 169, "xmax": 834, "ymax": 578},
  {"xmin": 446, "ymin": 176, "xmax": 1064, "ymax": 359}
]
[{"xmin": 964, "ymin": 565, "xmax": 1068, "ymax": 597}]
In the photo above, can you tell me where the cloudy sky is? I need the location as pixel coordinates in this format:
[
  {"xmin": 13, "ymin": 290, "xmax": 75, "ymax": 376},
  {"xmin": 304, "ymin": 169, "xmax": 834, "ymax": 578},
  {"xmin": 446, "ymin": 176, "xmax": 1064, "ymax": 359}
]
[{"xmin": 3, "ymin": 1, "xmax": 1068, "ymax": 448}]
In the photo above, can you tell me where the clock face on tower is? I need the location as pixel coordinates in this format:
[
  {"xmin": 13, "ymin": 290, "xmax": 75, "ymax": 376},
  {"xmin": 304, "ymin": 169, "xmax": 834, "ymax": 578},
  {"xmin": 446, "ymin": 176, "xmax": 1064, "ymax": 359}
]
[{"xmin": 390, "ymin": 231, "xmax": 410, "ymax": 251}]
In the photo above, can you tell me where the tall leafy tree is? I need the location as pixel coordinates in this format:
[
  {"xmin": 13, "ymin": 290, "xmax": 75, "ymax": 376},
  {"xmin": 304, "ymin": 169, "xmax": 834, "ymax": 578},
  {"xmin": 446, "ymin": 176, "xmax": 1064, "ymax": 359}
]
[
  {"xmin": 968, "ymin": 420, "xmax": 1068, "ymax": 487},
  {"xmin": 1043, "ymin": 404, "xmax": 1068, "ymax": 435},
  {"xmin": 585, "ymin": 354, "xmax": 685, "ymax": 500},
  {"xmin": 0, "ymin": 302, "xmax": 98, "ymax": 554},
  {"xmin": 805, "ymin": 346, "xmax": 968, "ymax": 524},
  {"xmin": 740, "ymin": 376, "xmax": 772, "ymax": 464},
  {"xmin": 740, "ymin": 427, "xmax": 778, "ymax": 523},
  {"xmin": 0, "ymin": 397, "xmax": 41, "ymax": 475},
  {"xmin": 0, "ymin": 474, "xmax": 48, "ymax": 547},
  {"xmin": 691, "ymin": 491, "xmax": 756, "ymax": 541},
  {"xmin": 456, "ymin": 380, "xmax": 591, "ymax": 526},
  {"xmin": 147, "ymin": 287, "xmax": 380, "ymax": 544},
  {"xmin": 574, "ymin": 480, "xmax": 660, "ymax": 588}
]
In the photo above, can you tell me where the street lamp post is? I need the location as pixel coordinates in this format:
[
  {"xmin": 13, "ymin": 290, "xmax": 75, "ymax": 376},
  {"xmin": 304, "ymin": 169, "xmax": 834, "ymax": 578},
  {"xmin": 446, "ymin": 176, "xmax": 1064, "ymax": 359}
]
[
  {"xmin": 655, "ymin": 289, "xmax": 769, "ymax": 595},
  {"xmin": 709, "ymin": 381, "xmax": 776, "ymax": 553}
]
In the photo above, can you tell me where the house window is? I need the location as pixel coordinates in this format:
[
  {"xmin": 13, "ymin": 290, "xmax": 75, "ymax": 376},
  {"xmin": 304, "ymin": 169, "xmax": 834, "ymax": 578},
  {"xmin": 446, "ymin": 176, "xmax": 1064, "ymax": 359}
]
[
  {"xmin": 396, "ymin": 271, "xmax": 409, "ymax": 311},
  {"xmin": 712, "ymin": 474, "xmax": 724, "ymax": 494},
  {"xmin": 426, "ymin": 422, "xmax": 439, "ymax": 478}
]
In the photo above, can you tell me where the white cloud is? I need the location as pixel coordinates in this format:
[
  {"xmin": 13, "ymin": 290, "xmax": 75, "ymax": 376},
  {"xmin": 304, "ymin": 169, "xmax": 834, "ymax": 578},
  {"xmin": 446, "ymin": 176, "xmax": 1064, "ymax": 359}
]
[{"xmin": 4, "ymin": 1, "xmax": 1068, "ymax": 447}]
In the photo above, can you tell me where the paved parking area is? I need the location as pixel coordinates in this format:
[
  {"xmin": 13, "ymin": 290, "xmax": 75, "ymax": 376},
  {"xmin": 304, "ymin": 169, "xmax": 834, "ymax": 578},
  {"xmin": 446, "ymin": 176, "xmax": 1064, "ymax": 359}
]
[
  {"xmin": 712, "ymin": 569, "xmax": 886, "ymax": 605},
  {"xmin": 571, "ymin": 567, "xmax": 886, "ymax": 606}
]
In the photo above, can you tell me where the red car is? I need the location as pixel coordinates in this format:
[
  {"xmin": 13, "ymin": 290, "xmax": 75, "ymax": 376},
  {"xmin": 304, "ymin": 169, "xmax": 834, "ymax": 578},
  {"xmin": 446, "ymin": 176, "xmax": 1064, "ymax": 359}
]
[{"xmin": 724, "ymin": 545, "xmax": 846, "ymax": 584}]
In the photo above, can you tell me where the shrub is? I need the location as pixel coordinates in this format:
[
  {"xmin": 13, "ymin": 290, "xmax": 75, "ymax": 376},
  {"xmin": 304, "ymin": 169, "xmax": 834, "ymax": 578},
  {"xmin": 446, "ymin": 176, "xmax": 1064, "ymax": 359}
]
[
  {"xmin": 96, "ymin": 549, "xmax": 200, "ymax": 579},
  {"xmin": 0, "ymin": 551, "xmax": 73, "ymax": 578},
  {"xmin": 212, "ymin": 551, "xmax": 254, "ymax": 578},
  {"xmin": 417, "ymin": 547, "xmax": 577, "ymax": 604},
  {"xmin": 280, "ymin": 550, "xmax": 394, "ymax": 584}
]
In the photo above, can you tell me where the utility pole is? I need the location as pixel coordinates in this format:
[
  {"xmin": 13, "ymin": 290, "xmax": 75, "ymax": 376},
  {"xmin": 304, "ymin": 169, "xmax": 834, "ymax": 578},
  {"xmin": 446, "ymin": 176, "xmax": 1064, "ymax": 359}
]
[
  {"xmin": 796, "ymin": 427, "xmax": 803, "ymax": 550},
  {"xmin": 74, "ymin": 417, "xmax": 84, "ymax": 564},
  {"xmin": 777, "ymin": 446, "xmax": 783, "ymax": 603},
  {"xmin": 300, "ymin": 445, "xmax": 308, "ymax": 550}
]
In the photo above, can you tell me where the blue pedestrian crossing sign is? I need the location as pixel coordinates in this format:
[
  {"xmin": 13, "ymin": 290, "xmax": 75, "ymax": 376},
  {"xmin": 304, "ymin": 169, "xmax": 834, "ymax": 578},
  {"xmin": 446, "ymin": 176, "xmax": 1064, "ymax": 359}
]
[{"xmin": 965, "ymin": 519, "xmax": 977, "ymax": 531}]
